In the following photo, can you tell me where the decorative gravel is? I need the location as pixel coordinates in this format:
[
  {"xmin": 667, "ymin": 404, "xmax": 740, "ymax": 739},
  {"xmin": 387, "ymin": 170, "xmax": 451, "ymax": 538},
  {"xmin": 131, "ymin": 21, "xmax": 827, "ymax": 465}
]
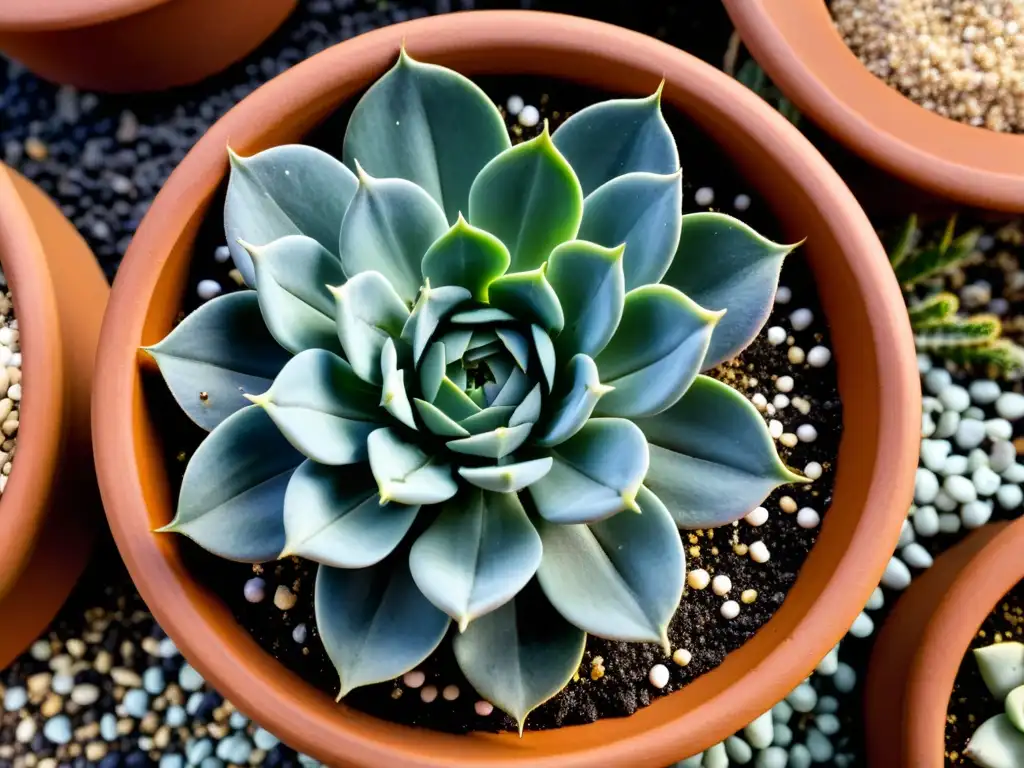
[{"xmin": 0, "ymin": 272, "xmax": 21, "ymax": 498}]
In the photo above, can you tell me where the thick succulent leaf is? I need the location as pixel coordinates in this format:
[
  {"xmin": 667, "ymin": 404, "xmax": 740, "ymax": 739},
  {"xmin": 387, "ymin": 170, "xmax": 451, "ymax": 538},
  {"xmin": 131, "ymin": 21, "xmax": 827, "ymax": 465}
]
[
  {"xmin": 546, "ymin": 240, "xmax": 626, "ymax": 360},
  {"xmin": 250, "ymin": 349, "xmax": 381, "ymax": 465},
  {"xmin": 595, "ymin": 285, "xmax": 721, "ymax": 418},
  {"xmin": 1008, "ymin": 685, "xmax": 1024, "ymax": 732},
  {"xmin": 453, "ymin": 583, "xmax": 586, "ymax": 733},
  {"xmin": 634, "ymin": 375, "xmax": 807, "ymax": 528},
  {"xmin": 459, "ymin": 406, "xmax": 515, "ymax": 435},
  {"xmin": 413, "ymin": 398, "xmax": 470, "ymax": 438},
  {"xmin": 447, "ymin": 364, "xmax": 468, "ymax": 390},
  {"xmin": 379, "ymin": 339, "xmax": 417, "ymax": 430},
  {"xmin": 410, "ymin": 490, "xmax": 542, "ymax": 630},
  {"xmin": 485, "ymin": 355, "xmax": 515, "ymax": 391},
  {"xmin": 551, "ymin": 86, "xmax": 677, "ymax": 196},
  {"xmin": 487, "ymin": 267, "xmax": 565, "ymax": 335},
  {"xmin": 458, "ymin": 457, "xmax": 554, "ymax": 493},
  {"xmin": 316, "ymin": 559, "xmax": 450, "ymax": 698},
  {"xmin": 577, "ymin": 171, "xmax": 683, "ymax": 289},
  {"xmin": 450, "ymin": 307, "xmax": 517, "ymax": 324},
  {"xmin": 532, "ymin": 325, "xmax": 557, "ymax": 392},
  {"xmin": 143, "ymin": 292, "xmax": 290, "ymax": 431},
  {"xmin": 224, "ymin": 144, "xmax": 356, "ymax": 285},
  {"xmin": 332, "ymin": 271, "xmax": 410, "ymax": 385},
  {"xmin": 339, "ymin": 167, "xmax": 448, "ymax": 303},
  {"xmin": 975, "ymin": 642, "xmax": 1024, "ymax": 700},
  {"xmin": 440, "ymin": 330, "xmax": 473, "ymax": 362},
  {"xmin": 490, "ymin": 366, "xmax": 531, "ymax": 408},
  {"xmin": 447, "ymin": 422, "xmax": 533, "ymax": 459},
  {"xmin": 433, "ymin": 377, "xmax": 481, "ymax": 420},
  {"xmin": 510, "ymin": 384, "xmax": 542, "ymax": 427},
  {"xmin": 495, "ymin": 328, "xmax": 530, "ymax": 371},
  {"xmin": 419, "ymin": 342, "xmax": 446, "ymax": 403},
  {"xmin": 421, "ymin": 215, "xmax": 511, "ymax": 301},
  {"xmin": 247, "ymin": 235, "xmax": 345, "ymax": 355},
  {"xmin": 535, "ymin": 354, "xmax": 613, "ymax": 447},
  {"xmin": 342, "ymin": 48, "xmax": 510, "ymax": 223},
  {"xmin": 663, "ymin": 213, "xmax": 795, "ymax": 369},
  {"xmin": 282, "ymin": 460, "xmax": 418, "ymax": 567},
  {"xmin": 367, "ymin": 427, "xmax": 458, "ymax": 505},
  {"xmin": 468, "ymin": 125, "xmax": 583, "ymax": 272},
  {"xmin": 529, "ymin": 418, "xmax": 649, "ymax": 523},
  {"xmin": 159, "ymin": 405, "xmax": 301, "ymax": 561},
  {"xmin": 402, "ymin": 284, "xmax": 472, "ymax": 364},
  {"xmin": 963, "ymin": 714, "xmax": 1024, "ymax": 768},
  {"xmin": 537, "ymin": 485, "xmax": 682, "ymax": 651},
  {"xmin": 464, "ymin": 341, "xmax": 503, "ymax": 364},
  {"xmin": 466, "ymin": 329, "xmax": 499, "ymax": 352}
]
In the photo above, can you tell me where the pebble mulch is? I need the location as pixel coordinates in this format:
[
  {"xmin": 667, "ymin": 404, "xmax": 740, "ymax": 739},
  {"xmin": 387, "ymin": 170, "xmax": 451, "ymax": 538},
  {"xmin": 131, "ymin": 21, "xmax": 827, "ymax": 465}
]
[{"xmin": 0, "ymin": 272, "xmax": 20, "ymax": 498}]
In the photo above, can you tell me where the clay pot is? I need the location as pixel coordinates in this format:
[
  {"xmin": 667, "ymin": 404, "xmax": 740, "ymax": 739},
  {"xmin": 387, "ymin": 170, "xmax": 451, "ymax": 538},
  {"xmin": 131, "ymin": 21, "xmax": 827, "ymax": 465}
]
[
  {"xmin": 722, "ymin": 0, "xmax": 1024, "ymax": 213},
  {"xmin": 0, "ymin": 165, "xmax": 108, "ymax": 668},
  {"xmin": 866, "ymin": 519, "xmax": 1024, "ymax": 767},
  {"xmin": 92, "ymin": 11, "xmax": 919, "ymax": 766},
  {"xmin": 0, "ymin": 0, "xmax": 297, "ymax": 93}
]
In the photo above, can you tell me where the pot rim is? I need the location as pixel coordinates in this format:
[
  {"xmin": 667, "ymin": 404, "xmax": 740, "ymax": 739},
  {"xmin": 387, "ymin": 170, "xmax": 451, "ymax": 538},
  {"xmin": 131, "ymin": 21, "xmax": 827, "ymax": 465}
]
[
  {"xmin": 93, "ymin": 10, "xmax": 919, "ymax": 766},
  {"xmin": 0, "ymin": 0, "xmax": 170, "ymax": 31},
  {"xmin": 0, "ymin": 165, "xmax": 65, "ymax": 600},
  {"xmin": 722, "ymin": 0, "xmax": 1024, "ymax": 212}
]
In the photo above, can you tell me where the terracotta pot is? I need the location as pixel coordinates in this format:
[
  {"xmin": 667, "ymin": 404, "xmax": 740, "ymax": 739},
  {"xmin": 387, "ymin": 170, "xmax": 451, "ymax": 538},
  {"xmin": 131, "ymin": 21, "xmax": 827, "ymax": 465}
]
[
  {"xmin": 722, "ymin": 0, "xmax": 1024, "ymax": 213},
  {"xmin": 865, "ymin": 519, "xmax": 1024, "ymax": 767},
  {"xmin": 92, "ymin": 11, "xmax": 919, "ymax": 766},
  {"xmin": 0, "ymin": 165, "xmax": 108, "ymax": 668},
  {"xmin": 0, "ymin": 0, "xmax": 297, "ymax": 93}
]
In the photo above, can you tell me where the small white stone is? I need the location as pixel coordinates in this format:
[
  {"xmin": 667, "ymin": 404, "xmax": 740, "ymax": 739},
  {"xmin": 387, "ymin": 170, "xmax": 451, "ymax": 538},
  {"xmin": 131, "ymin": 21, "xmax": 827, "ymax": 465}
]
[
  {"xmin": 745, "ymin": 507, "xmax": 769, "ymax": 526},
  {"xmin": 197, "ymin": 279, "xmax": 222, "ymax": 301},
  {"xmin": 912, "ymin": 505, "xmax": 939, "ymax": 537},
  {"xmin": 796, "ymin": 424, "xmax": 818, "ymax": 443},
  {"xmin": 997, "ymin": 483, "xmax": 1023, "ymax": 509},
  {"xmin": 442, "ymin": 684, "xmax": 460, "ymax": 701},
  {"xmin": 961, "ymin": 500, "xmax": 993, "ymax": 529},
  {"xmin": 990, "ymin": 441, "xmax": 1017, "ymax": 473},
  {"xmin": 968, "ymin": 448, "xmax": 990, "ymax": 473},
  {"xmin": 420, "ymin": 685, "xmax": 438, "ymax": 703},
  {"xmin": 7, "ymin": 384, "xmax": 20, "ymax": 402},
  {"xmin": 787, "ymin": 683, "xmax": 818, "ymax": 713},
  {"xmin": 939, "ymin": 385, "xmax": 970, "ymax": 413},
  {"xmin": 291, "ymin": 624, "xmax": 307, "ymax": 644},
  {"xmin": 997, "ymin": 392, "xmax": 1024, "ymax": 420},
  {"xmin": 942, "ymin": 454, "xmax": 969, "ymax": 477},
  {"xmin": 403, "ymin": 670, "xmax": 425, "ymax": 689},
  {"xmin": 934, "ymin": 489, "xmax": 958, "ymax": 512},
  {"xmin": 965, "ymin": 406, "xmax": 986, "ymax": 421},
  {"xmin": 917, "ymin": 353, "xmax": 933, "ymax": 374},
  {"xmin": 881, "ymin": 556, "xmax": 912, "ymax": 590},
  {"xmin": 775, "ymin": 376, "xmax": 794, "ymax": 393},
  {"xmin": 922, "ymin": 413, "xmax": 936, "ymax": 438},
  {"xmin": 780, "ymin": 495, "xmax": 798, "ymax": 513},
  {"xmin": 767, "ymin": 326, "xmax": 787, "ymax": 345},
  {"xmin": 672, "ymin": 648, "xmax": 692, "ymax": 666},
  {"xmin": 744, "ymin": 711, "xmax": 774, "ymax": 749},
  {"xmin": 901, "ymin": 542, "xmax": 933, "ymax": 569},
  {"xmin": 775, "ymin": 286, "xmax": 792, "ymax": 304},
  {"xmin": 648, "ymin": 664, "xmax": 670, "ymax": 688},
  {"xmin": 972, "ymin": 466, "xmax": 1002, "ymax": 496},
  {"xmin": 807, "ymin": 346, "xmax": 831, "ymax": 367},
  {"xmin": 773, "ymin": 394, "xmax": 790, "ymax": 410},
  {"xmin": 934, "ymin": 411, "xmax": 960, "ymax": 439},
  {"xmin": 796, "ymin": 507, "xmax": 820, "ymax": 528},
  {"xmin": 720, "ymin": 600, "xmax": 740, "ymax": 620},
  {"xmin": 687, "ymin": 568, "xmax": 710, "ymax": 590},
  {"xmin": 694, "ymin": 187, "xmax": 714, "ymax": 206},
  {"xmin": 848, "ymin": 612, "xmax": 874, "ymax": 638},
  {"xmin": 970, "ymin": 379, "xmax": 1002, "ymax": 404},
  {"xmin": 749, "ymin": 540, "xmax": 770, "ymax": 563},
  {"xmin": 803, "ymin": 462, "xmax": 823, "ymax": 480},
  {"xmin": 944, "ymin": 475, "xmax": 977, "ymax": 503},
  {"xmin": 955, "ymin": 419, "xmax": 986, "ymax": 449},
  {"xmin": 769, "ymin": 420, "xmax": 784, "ymax": 439},
  {"xmin": 924, "ymin": 368, "xmax": 952, "ymax": 395},
  {"xmin": 780, "ymin": 432, "xmax": 798, "ymax": 448},
  {"xmin": 789, "ymin": 308, "xmax": 813, "ymax": 331},
  {"xmin": 865, "ymin": 587, "xmax": 884, "ymax": 611},
  {"xmin": 788, "ymin": 346, "xmax": 805, "ymax": 365},
  {"xmin": 919, "ymin": 440, "xmax": 951, "ymax": 472},
  {"xmin": 242, "ymin": 578, "xmax": 265, "ymax": 604},
  {"xmin": 985, "ymin": 419, "xmax": 1014, "ymax": 442},
  {"xmin": 914, "ymin": 468, "xmax": 939, "ymax": 504},
  {"xmin": 816, "ymin": 645, "xmax": 840, "ymax": 676},
  {"xmin": 1003, "ymin": 463, "xmax": 1024, "ymax": 483},
  {"xmin": 214, "ymin": 245, "xmax": 231, "ymax": 263},
  {"xmin": 733, "ymin": 194, "xmax": 751, "ymax": 211},
  {"xmin": 833, "ymin": 663, "xmax": 857, "ymax": 693},
  {"xmin": 751, "ymin": 392, "xmax": 768, "ymax": 412},
  {"xmin": 475, "ymin": 700, "xmax": 494, "ymax": 716},
  {"xmin": 517, "ymin": 105, "xmax": 540, "ymax": 128},
  {"xmin": 938, "ymin": 513, "xmax": 962, "ymax": 534},
  {"xmin": 766, "ymin": 403, "xmax": 776, "ymax": 416},
  {"xmin": 711, "ymin": 575, "xmax": 732, "ymax": 596},
  {"xmin": 792, "ymin": 396, "xmax": 812, "ymax": 415},
  {"xmin": 506, "ymin": 95, "xmax": 525, "ymax": 116},
  {"xmin": 898, "ymin": 518, "xmax": 915, "ymax": 547}
]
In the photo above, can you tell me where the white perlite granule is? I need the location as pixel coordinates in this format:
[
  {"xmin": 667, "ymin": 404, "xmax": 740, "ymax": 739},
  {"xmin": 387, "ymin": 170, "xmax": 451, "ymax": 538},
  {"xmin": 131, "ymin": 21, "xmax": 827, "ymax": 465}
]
[
  {"xmin": 0, "ymin": 285, "xmax": 20, "ymax": 497},
  {"xmin": 832, "ymin": 0, "xmax": 1024, "ymax": 132}
]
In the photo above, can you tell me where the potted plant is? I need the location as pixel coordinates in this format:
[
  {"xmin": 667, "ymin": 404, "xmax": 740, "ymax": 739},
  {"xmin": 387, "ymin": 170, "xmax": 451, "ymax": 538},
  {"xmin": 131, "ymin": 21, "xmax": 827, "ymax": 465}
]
[
  {"xmin": 0, "ymin": 0, "xmax": 296, "ymax": 93},
  {"xmin": 92, "ymin": 11, "xmax": 919, "ymax": 766},
  {"xmin": 0, "ymin": 164, "xmax": 108, "ymax": 668},
  {"xmin": 866, "ymin": 517, "xmax": 1024, "ymax": 767},
  {"xmin": 722, "ymin": 0, "xmax": 1024, "ymax": 213}
]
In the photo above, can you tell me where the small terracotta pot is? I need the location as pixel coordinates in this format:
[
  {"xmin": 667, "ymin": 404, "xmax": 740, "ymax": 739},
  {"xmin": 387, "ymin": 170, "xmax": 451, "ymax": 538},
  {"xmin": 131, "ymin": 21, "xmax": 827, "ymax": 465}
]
[
  {"xmin": 722, "ymin": 0, "xmax": 1024, "ymax": 213},
  {"xmin": 0, "ymin": 165, "xmax": 108, "ymax": 668},
  {"xmin": 866, "ymin": 519, "xmax": 1024, "ymax": 767},
  {"xmin": 92, "ymin": 11, "xmax": 919, "ymax": 766},
  {"xmin": 0, "ymin": 0, "xmax": 297, "ymax": 93}
]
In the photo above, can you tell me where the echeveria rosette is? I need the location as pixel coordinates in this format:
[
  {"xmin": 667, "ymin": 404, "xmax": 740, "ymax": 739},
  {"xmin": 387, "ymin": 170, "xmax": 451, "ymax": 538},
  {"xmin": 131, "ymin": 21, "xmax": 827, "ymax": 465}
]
[
  {"xmin": 964, "ymin": 642, "xmax": 1024, "ymax": 767},
  {"xmin": 143, "ymin": 48, "xmax": 808, "ymax": 731}
]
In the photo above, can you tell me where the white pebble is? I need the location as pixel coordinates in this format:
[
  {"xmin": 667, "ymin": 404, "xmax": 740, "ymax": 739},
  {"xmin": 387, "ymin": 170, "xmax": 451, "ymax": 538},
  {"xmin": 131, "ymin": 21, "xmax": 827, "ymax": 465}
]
[
  {"xmin": 474, "ymin": 700, "xmax": 493, "ymax": 716},
  {"xmin": 917, "ymin": 353, "xmax": 933, "ymax": 374},
  {"xmin": 990, "ymin": 441, "xmax": 1017, "ymax": 473},
  {"xmin": 848, "ymin": 612, "xmax": 874, "ymax": 638},
  {"xmin": 914, "ymin": 468, "xmax": 939, "ymax": 504},
  {"xmin": 403, "ymin": 670, "xmax": 425, "ymax": 689},
  {"xmin": 420, "ymin": 685, "xmax": 438, "ymax": 703},
  {"xmin": 517, "ymin": 105, "xmax": 540, "ymax": 128},
  {"xmin": 996, "ymin": 392, "xmax": 1024, "ymax": 420},
  {"xmin": 787, "ymin": 683, "xmax": 818, "ymax": 713},
  {"xmin": 934, "ymin": 411, "xmax": 960, "ymax": 439},
  {"xmin": 291, "ymin": 624, "xmax": 307, "ymax": 644},
  {"xmin": 934, "ymin": 489, "xmax": 958, "ymax": 511},
  {"xmin": 961, "ymin": 500, "xmax": 993, "ymax": 529},
  {"xmin": 912, "ymin": 505, "xmax": 939, "ymax": 537},
  {"xmin": 780, "ymin": 432, "xmax": 798, "ymax": 448},
  {"xmin": 780, "ymin": 495, "xmax": 797, "ymax": 513},
  {"xmin": 865, "ymin": 587, "xmax": 884, "ymax": 611},
  {"xmin": 924, "ymin": 368, "xmax": 952, "ymax": 395},
  {"xmin": 922, "ymin": 413, "xmax": 935, "ymax": 438},
  {"xmin": 687, "ymin": 568, "xmax": 710, "ymax": 590},
  {"xmin": 720, "ymin": 600, "xmax": 740, "ymax": 620},
  {"xmin": 673, "ymin": 648, "xmax": 692, "ymax": 666},
  {"xmin": 733, "ymin": 193, "xmax": 751, "ymax": 211},
  {"xmin": 773, "ymin": 394, "xmax": 790, "ymax": 410},
  {"xmin": 769, "ymin": 420, "xmax": 784, "ymax": 439},
  {"xmin": 775, "ymin": 376, "xmax": 794, "ymax": 393},
  {"xmin": 944, "ymin": 475, "xmax": 977, "ymax": 503},
  {"xmin": 792, "ymin": 396, "xmax": 812, "ymax": 415},
  {"xmin": 775, "ymin": 286, "xmax": 792, "ymax": 304},
  {"xmin": 749, "ymin": 541, "xmax": 770, "ymax": 563},
  {"xmin": 744, "ymin": 711, "xmax": 774, "ymax": 749},
  {"xmin": 796, "ymin": 424, "xmax": 818, "ymax": 443},
  {"xmin": 881, "ymin": 557, "xmax": 912, "ymax": 590},
  {"xmin": 758, "ymin": 747, "xmax": 789, "ymax": 768},
  {"xmin": 919, "ymin": 439, "xmax": 951, "ymax": 472},
  {"xmin": 968, "ymin": 448, "xmax": 990, "ymax": 473},
  {"xmin": 807, "ymin": 346, "xmax": 831, "ymax": 367},
  {"xmin": 898, "ymin": 518, "xmax": 915, "ymax": 547},
  {"xmin": 803, "ymin": 462, "xmax": 823, "ymax": 480},
  {"xmin": 942, "ymin": 454, "xmax": 969, "ymax": 477},
  {"xmin": 442, "ymin": 684, "xmax": 460, "ymax": 701},
  {"xmin": 197, "ymin": 279, "xmax": 222, "ymax": 301},
  {"xmin": 711, "ymin": 575, "xmax": 732, "ymax": 596},
  {"xmin": 694, "ymin": 187, "xmax": 714, "ymax": 206},
  {"xmin": 506, "ymin": 95, "xmax": 525, "ymax": 116},
  {"xmin": 788, "ymin": 346, "xmax": 805, "ymax": 365},
  {"xmin": 963, "ymin": 406, "xmax": 985, "ymax": 421},
  {"xmin": 969, "ymin": 380, "xmax": 1001, "ymax": 404},
  {"xmin": 7, "ymin": 384, "xmax": 20, "ymax": 402},
  {"xmin": 789, "ymin": 308, "xmax": 813, "ymax": 331},
  {"xmin": 30, "ymin": 640, "xmax": 51, "ymax": 662},
  {"xmin": 955, "ymin": 419, "xmax": 986, "ymax": 449},
  {"xmin": 767, "ymin": 326, "xmax": 786, "ymax": 346},
  {"xmin": 1003, "ymin": 463, "xmax": 1024, "ymax": 483},
  {"xmin": 901, "ymin": 542, "xmax": 933, "ymax": 569},
  {"xmin": 648, "ymin": 664, "xmax": 670, "ymax": 688},
  {"xmin": 751, "ymin": 392, "xmax": 768, "ymax": 412},
  {"xmin": 745, "ymin": 507, "xmax": 769, "ymax": 526},
  {"xmin": 796, "ymin": 507, "xmax": 820, "ymax": 528},
  {"xmin": 817, "ymin": 646, "xmax": 840, "ymax": 676},
  {"xmin": 938, "ymin": 513, "xmax": 962, "ymax": 534},
  {"xmin": 997, "ymin": 483, "xmax": 1023, "ymax": 509},
  {"xmin": 986, "ymin": 419, "xmax": 1014, "ymax": 441},
  {"xmin": 833, "ymin": 663, "xmax": 857, "ymax": 693},
  {"xmin": 242, "ymin": 578, "xmax": 265, "ymax": 604},
  {"xmin": 214, "ymin": 245, "xmax": 231, "ymax": 263},
  {"xmin": 940, "ymin": 385, "xmax": 970, "ymax": 413},
  {"xmin": 972, "ymin": 466, "xmax": 1002, "ymax": 497}
]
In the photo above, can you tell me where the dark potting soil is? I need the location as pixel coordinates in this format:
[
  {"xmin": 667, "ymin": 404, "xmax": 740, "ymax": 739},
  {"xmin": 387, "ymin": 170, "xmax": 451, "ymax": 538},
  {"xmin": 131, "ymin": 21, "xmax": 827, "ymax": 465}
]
[
  {"xmin": 943, "ymin": 581, "xmax": 1024, "ymax": 765},
  {"xmin": 148, "ymin": 77, "xmax": 843, "ymax": 734}
]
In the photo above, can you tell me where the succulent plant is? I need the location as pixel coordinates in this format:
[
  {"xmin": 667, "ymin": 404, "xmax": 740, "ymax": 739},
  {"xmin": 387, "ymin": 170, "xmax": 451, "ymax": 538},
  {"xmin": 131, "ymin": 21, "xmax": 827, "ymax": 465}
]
[
  {"xmin": 965, "ymin": 641, "xmax": 1024, "ymax": 767},
  {"xmin": 145, "ymin": 49, "xmax": 807, "ymax": 730}
]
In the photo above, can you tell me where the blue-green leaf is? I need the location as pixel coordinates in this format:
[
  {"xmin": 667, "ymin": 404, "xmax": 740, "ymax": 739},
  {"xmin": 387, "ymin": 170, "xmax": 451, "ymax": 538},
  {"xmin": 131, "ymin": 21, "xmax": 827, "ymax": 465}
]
[
  {"xmin": 224, "ymin": 145, "xmax": 356, "ymax": 286},
  {"xmin": 447, "ymin": 422, "xmax": 533, "ymax": 459},
  {"xmin": 450, "ymin": 307, "xmax": 516, "ymax": 325},
  {"xmin": 963, "ymin": 714, "xmax": 1024, "ymax": 768},
  {"xmin": 339, "ymin": 166, "xmax": 448, "ymax": 303},
  {"xmin": 419, "ymin": 342, "xmax": 446, "ymax": 403},
  {"xmin": 332, "ymin": 270, "xmax": 410, "ymax": 385},
  {"xmin": 529, "ymin": 418, "xmax": 649, "ymax": 524},
  {"xmin": 487, "ymin": 267, "xmax": 564, "ymax": 335},
  {"xmin": 458, "ymin": 457, "xmax": 553, "ymax": 493},
  {"xmin": 495, "ymin": 328, "xmax": 530, "ymax": 371},
  {"xmin": 342, "ymin": 48, "xmax": 510, "ymax": 223},
  {"xmin": 159, "ymin": 405, "xmax": 301, "ymax": 562},
  {"xmin": 490, "ymin": 366, "xmax": 532, "ymax": 408},
  {"xmin": 143, "ymin": 292, "xmax": 289, "ymax": 431},
  {"xmin": 662, "ymin": 213, "xmax": 796, "ymax": 369},
  {"xmin": 975, "ymin": 642, "xmax": 1024, "ymax": 700},
  {"xmin": 249, "ymin": 349, "xmax": 381, "ymax": 465},
  {"xmin": 433, "ymin": 377, "xmax": 481, "ymax": 420},
  {"xmin": 577, "ymin": 171, "xmax": 682, "ymax": 289},
  {"xmin": 469, "ymin": 125, "xmax": 583, "ymax": 272},
  {"xmin": 401, "ymin": 283, "xmax": 472, "ymax": 364},
  {"xmin": 595, "ymin": 285, "xmax": 722, "ymax": 418},
  {"xmin": 535, "ymin": 354, "xmax": 613, "ymax": 447},
  {"xmin": 413, "ymin": 398, "xmax": 470, "ymax": 438},
  {"xmin": 546, "ymin": 240, "xmax": 626, "ymax": 360},
  {"xmin": 536, "ymin": 485, "xmax": 682, "ymax": 652},
  {"xmin": 421, "ymin": 215, "xmax": 511, "ymax": 301},
  {"xmin": 316, "ymin": 559, "xmax": 450, "ymax": 698},
  {"xmin": 282, "ymin": 460, "xmax": 418, "ymax": 567},
  {"xmin": 367, "ymin": 427, "xmax": 458, "ymax": 505},
  {"xmin": 634, "ymin": 375, "xmax": 808, "ymax": 528},
  {"xmin": 440, "ymin": 330, "xmax": 472, "ymax": 362},
  {"xmin": 410, "ymin": 490, "xmax": 542, "ymax": 631},
  {"xmin": 510, "ymin": 384, "xmax": 542, "ymax": 427},
  {"xmin": 379, "ymin": 338, "xmax": 417, "ymax": 430},
  {"xmin": 247, "ymin": 235, "xmax": 344, "ymax": 355},
  {"xmin": 459, "ymin": 406, "xmax": 515, "ymax": 435},
  {"xmin": 453, "ymin": 582, "xmax": 585, "ymax": 733},
  {"xmin": 532, "ymin": 325, "xmax": 556, "ymax": 392},
  {"xmin": 552, "ymin": 85, "xmax": 677, "ymax": 196}
]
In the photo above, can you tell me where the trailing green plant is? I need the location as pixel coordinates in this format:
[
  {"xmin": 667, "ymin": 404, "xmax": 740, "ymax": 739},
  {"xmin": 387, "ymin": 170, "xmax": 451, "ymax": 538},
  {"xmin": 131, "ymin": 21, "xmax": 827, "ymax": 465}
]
[
  {"xmin": 964, "ymin": 641, "xmax": 1024, "ymax": 766},
  {"xmin": 891, "ymin": 214, "xmax": 1024, "ymax": 375},
  {"xmin": 144, "ymin": 48, "xmax": 807, "ymax": 730}
]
